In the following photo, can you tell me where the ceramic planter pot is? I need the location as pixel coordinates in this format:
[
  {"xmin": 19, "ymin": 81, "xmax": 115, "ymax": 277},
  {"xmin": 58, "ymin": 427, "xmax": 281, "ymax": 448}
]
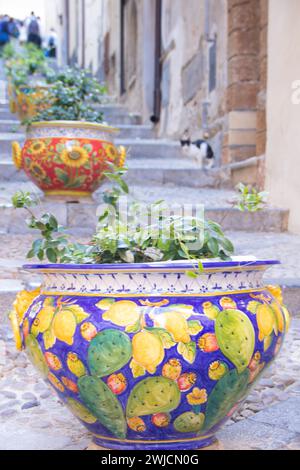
[
  {"xmin": 12, "ymin": 121, "xmax": 126, "ymax": 197},
  {"xmin": 15, "ymin": 85, "xmax": 52, "ymax": 121},
  {"xmin": 10, "ymin": 259, "xmax": 290, "ymax": 450}
]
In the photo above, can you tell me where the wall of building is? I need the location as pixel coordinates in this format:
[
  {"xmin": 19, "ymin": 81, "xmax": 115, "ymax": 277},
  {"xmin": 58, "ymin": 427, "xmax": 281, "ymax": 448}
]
[
  {"xmin": 265, "ymin": 0, "xmax": 300, "ymax": 234},
  {"xmin": 159, "ymin": 0, "xmax": 228, "ymax": 152}
]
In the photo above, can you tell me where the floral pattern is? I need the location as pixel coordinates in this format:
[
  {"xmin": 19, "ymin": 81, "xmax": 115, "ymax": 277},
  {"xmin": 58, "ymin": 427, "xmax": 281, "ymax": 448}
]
[{"xmin": 20, "ymin": 135, "xmax": 125, "ymax": 195}]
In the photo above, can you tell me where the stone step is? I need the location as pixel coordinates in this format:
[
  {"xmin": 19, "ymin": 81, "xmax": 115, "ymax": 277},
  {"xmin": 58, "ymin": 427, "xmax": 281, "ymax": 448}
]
[
  {"xmin": 0, "ymin": 161, "xmax": 28, "ymax": 181},
  {"xmin": 0, "ymin": 133, "xmax": 25, "ymax": 154},
  {"xmin": 0, "ymin": 120, "xmax": 21, "ymax": 133},
  {"xmin": 0, "ymin": 104, "xmax": 142, "ymax": 125},
  {"xmin": 0, "ymin": 202, "xmax": 288, "ymax": 233},
  {"xmin": 98, "ymin": 104, "xmax": 142, "ymax": 125},
  {"xmin": 0, "ymin": 109, "xmax": 18, "ymax": 120},
  {"xmin": 125, "ymin": 157, "xmax": 230, "ymax": 188}
]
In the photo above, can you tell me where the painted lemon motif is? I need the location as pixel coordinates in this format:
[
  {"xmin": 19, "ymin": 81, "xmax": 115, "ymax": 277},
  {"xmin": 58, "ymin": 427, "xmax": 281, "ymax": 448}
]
[
  {"xmin": 270, "ymin": 302, "xmax": 284, "ymax": 333},
  {"xmin": 53, "ymin": 309, "xmax": 77, "ymax": 345},
  {"xmin": 67, "ymin": 352, "xmax": 86, "ymax": 377},
  {"xmin": 132, "ymin": 331, "xmax": 164, "ymax": 374},
  {"xmin": 256, "ymin": 303, "xmax": 278, "ymax": 341},
  {"xmin": 31, "ymin": 306, "xmax": 55, "ymax": 336},
  {"xmin": 103, "ymin": 300, "xmax": 140, "ymax": 327},
  {"xmin": 154, "ymin": 311, "xmax": 191, "ymax": 343},
  {"xmin": 282, "ymin": 305, "xmax": 291, "ymax": 332},
  {"xmin": 96, "ymin": 298, "xmax": 115, "ymax": 310}
]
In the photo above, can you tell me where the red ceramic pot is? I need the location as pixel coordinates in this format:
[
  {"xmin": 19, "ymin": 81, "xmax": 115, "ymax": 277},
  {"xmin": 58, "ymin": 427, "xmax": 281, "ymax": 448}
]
[{"xmin": 12, "ymin": 121, "xmax": 126, "ymax": 197}]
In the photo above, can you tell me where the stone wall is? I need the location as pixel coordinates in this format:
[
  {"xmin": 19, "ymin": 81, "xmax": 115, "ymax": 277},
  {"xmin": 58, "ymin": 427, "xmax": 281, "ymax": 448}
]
[{"xmin": 265, "ymin": 0, "xmax": 300, "ymax": 234}]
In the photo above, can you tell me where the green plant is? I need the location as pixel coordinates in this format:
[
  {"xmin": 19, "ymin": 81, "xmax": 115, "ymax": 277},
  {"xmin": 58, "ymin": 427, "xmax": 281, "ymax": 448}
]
[
  {"xmin": 25, "ymin": 67, "xmax": 107, "ymax": 125},
  {"xmin": 12, "ymin": 172, "xmax": 268, "ymax": 267},
  {"xmin": 233, "ymin": 183, "xmax": 268, "ymax": 212}
]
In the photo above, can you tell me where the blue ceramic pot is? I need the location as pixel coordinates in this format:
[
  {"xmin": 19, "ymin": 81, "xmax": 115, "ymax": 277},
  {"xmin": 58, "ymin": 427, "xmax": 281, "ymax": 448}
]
[{"xmin": 16, "ymin": 259, "xmax": 289, "ymax": 450}]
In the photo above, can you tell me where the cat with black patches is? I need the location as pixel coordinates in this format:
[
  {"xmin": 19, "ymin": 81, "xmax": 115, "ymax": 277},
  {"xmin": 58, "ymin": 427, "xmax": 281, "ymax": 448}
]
[{"xmin": 180, "ymin": 134, "xmax": 215, "ymax": 169}]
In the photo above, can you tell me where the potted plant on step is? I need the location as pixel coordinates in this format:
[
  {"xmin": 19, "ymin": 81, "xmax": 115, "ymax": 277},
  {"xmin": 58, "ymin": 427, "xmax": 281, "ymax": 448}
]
[
  {"xmin": 12, "ymin": 67, "xmax": 126, "ymax": 197},
  {"xmin": 8, "ymin": 184, "xmax": 290, "ymax": 450},
  {"xmin": 4, "ymin": 43, "xmax": 53, "ymax": 119}
]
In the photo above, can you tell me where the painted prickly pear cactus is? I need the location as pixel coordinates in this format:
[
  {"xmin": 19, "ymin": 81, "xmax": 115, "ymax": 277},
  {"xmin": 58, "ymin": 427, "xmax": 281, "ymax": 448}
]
[
  {"xmin": 126, "ymin": 377, "xmax": 181, "ymax": 418},
  {"xmin": 203, "ymin": 368, "xmax": 250, "ymax": 431},
  {"xmin": 215, "ymin": 309, "xmax": 255, "ymax": 373},
  {"xmin": 88, "ymin": 329, "xmax": 132, "ymax": 377},
  {"xmin": 78, "ymin": 375, "xmax": 127, "ymax": 438},
  {"xmin": 174, "ymin": 411, "xmax": 205, "ymax": 433},
  {"xmin": 13, "ymin": 260, "xmax": 289, "ymax": 450}
]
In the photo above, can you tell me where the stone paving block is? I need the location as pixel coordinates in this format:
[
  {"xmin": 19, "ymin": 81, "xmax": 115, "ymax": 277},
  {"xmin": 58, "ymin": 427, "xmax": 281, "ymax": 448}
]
[
  {"xmin": 217, "ymin": 418, "xmax": 297, "ymax": 450},
  {"xmin": 0, "ymin": 422, "xmax": 76, "ymax": 450},
  {"xmin": 249, "ymin": 397, "xmax": 300, "ymax": 434}
]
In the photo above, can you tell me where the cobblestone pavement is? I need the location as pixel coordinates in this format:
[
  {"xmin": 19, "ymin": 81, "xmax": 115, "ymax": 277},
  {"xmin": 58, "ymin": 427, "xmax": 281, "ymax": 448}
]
[{"xmin": 0, "ymin": 304, "xmax": 299, "ymax": 450}]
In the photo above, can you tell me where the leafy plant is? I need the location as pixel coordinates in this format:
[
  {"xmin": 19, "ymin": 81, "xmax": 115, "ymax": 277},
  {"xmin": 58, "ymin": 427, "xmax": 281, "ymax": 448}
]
[
  {"xmin": 12, "ymin": 165, "xmax": 235, "ymax": 266},
  {"xmin": 233, "ymin": 183, "xmax": 268, "ymax": 212},
  {"xmin": 25, "ymin": 67, "xmax": 107, "ymax": 125}
]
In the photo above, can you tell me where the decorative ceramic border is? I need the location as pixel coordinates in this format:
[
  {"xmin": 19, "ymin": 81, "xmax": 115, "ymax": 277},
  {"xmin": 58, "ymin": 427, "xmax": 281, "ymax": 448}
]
[
  {"xmin": 39, "ymin": 269, "xmax": 265, "ymax": 296},
  {"xmin": 27, "ymin": 121, "xmax": 118, "ymax": 140}
]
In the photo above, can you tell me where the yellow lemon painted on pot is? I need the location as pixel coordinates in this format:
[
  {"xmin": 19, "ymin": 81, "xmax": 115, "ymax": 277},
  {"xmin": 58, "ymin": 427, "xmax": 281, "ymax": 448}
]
[
  {"xmin": 155, "ymin": 312, "xmax": 191, "ymax": 343},
  {"xmin": 31, "ymin": 306, "xmax": 55, "ymax": 336},
  {"xmin": 67, "ymin": 352, "xmax": 86, "ymax": 377},
  {"xmin": 270, "ymin": 302, "xmax": 285, "ymax": 333},
  {"xmin": 132, "ymin": 331, "xmax": 164, "ymax": 374},
  {"xmin": 96, "ymin": 298, "xmax": 115, "ymax": 310},
  {"xmin": 256, "ymin": 303, "xmax": 277, "ymax": 342},
  {"xmin": 103, "ymin": 300, "xmax": 140, "ymax": 327},
  {"xmin": 282, "ymin": 306, "xmax": 291, "ymax": 332},
  {"xmin": 53, "ymin": 309, "xmax": 77, "ymax": 345}
]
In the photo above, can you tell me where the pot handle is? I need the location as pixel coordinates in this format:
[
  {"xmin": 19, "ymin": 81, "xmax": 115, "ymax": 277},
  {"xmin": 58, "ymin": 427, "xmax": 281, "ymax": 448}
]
[
  {"xmin": 12, "ymin": 141, "xmax": 23, "ymax": 170},
  {"xmin": 117, "ymin": 145, "xmax": 127, "ymax": 167},
  {"xmin": 8, "ymin": 309, "xmax": 23, "ymax": 351}
]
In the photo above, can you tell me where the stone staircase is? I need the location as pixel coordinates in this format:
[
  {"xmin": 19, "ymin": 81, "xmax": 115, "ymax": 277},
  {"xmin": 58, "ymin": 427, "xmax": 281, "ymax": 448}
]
[{"xmin": 0, "ymin": 79, "xmax": 299, "ymax": 312}]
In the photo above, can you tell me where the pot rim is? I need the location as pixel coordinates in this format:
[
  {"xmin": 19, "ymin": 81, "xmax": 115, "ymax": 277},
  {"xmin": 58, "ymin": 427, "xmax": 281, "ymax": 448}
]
[
  {"xmin": 29, "ymin": 120, "xmax": 119, "ymax": 133},
  {"xmin": 23, "ymin": 257, "xmax": 280, "ymax": 273}
]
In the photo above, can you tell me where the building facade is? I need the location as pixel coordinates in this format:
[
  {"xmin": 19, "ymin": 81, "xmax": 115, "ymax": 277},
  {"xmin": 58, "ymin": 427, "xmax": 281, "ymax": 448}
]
[{"xmin": 45, "ymin": 0, "xmax": 300, "ymax": 233}]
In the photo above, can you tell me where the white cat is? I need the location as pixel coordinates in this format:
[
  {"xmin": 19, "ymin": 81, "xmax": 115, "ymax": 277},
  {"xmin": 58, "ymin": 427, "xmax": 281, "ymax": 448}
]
[{"xmin": 180, "ymin": 137, "xmax": 215, "ymax": 169}]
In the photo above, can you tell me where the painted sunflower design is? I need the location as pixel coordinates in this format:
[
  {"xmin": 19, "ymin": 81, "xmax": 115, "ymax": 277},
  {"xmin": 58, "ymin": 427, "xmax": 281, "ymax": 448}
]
[
  {"xmin": 12, "ymin": 141, "xmax": 23, "ymax": 169},
  {"xmin": 28, "ymin": 140, "xmax": 47, "ymax": 157},
  {"xmin": 104, "ymin": 143, "xmax": 119, "ymax": 162},
  {"xmin": 60, "ymin": 146, "xmax": 89, "ymax": 168},
  {"xmin": 29, "ymin": 162, "xmax": 47, "ymax": 182}
]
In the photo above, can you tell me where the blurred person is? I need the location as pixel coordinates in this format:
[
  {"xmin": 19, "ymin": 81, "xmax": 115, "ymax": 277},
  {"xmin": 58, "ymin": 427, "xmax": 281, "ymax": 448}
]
[
  {"xmin": 47, "ymin": 28, "xmax": 57, "ymax": 58},
  {"xmin": 27, "ymin": 12, "xmax": 41, "ymax": 48},
  {"xmin": 18, "ymin": 21, "xmax": 27, "ymax": 45},
  {"xmin": 7, "ymin": 17, "xmax": 19, "ymax": 39},
  {"xmin": 0, "ymin": 14, "xmax": 9, "ymax": 47}
]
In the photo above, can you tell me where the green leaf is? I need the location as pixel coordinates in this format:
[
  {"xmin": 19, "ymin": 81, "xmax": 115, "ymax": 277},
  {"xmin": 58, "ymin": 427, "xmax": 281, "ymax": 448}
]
[
  {"xmin": 46, "ymin": 248, "xmax": 58, "ymax": 263},
  {"xmin": 187, "ymin": 320, "xmax": 203, "ymax": 336},
  {"xmin": 145, "ymin": 327, "xmax": 176, "ymax": 349},
  {"xmin": 130, "ymin": 359, "xmax": 146, "ymax": 378},
  {"xmin": 177, "ymin": 341, "xmax": 196, "ymax": 364},
  {"xmin": 125, "ymin": 318, "xmax": 142, "ymax": 334},
  {"xmin": 55, "ymin": 167, "xmax": 69, "ymax": 184},
  {"xmin": 63, "ymin": 305, "xmax": 89, "ymax": 324}
]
